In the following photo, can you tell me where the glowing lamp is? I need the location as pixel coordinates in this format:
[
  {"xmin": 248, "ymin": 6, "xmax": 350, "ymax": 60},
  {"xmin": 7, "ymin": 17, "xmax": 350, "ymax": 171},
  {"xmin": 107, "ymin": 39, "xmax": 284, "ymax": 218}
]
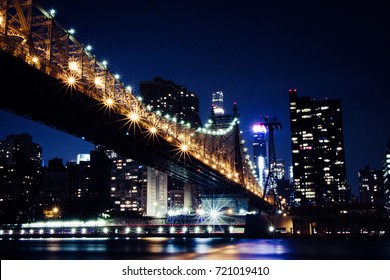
[
  {"xmin": 128, "ymin": 112, "xmax": 139, "ymax": 121},
  {"xmin": 32, "ymin": 56, "xmax": 39, "ymax": 63},
  {"xmin": 103, "ymin": 98, "xmax": 114, "ymax": 107},
  {"xmin": 69, "ymin": 61, "xmax": 79, "ymax": 71}
]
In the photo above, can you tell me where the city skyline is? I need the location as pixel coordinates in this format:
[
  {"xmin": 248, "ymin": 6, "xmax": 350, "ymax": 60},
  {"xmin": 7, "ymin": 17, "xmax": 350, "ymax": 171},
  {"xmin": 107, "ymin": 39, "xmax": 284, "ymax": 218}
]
[{"xmin": 1, "ymin": 0, "xmax": 389, "ymax": 197}]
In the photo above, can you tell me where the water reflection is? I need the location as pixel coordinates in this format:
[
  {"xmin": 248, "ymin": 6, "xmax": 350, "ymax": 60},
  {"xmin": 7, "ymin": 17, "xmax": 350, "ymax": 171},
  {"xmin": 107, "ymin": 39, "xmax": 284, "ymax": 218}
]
[{"xmin": 1, "ymin": 237, "xmax": 390, "ymax": 260}]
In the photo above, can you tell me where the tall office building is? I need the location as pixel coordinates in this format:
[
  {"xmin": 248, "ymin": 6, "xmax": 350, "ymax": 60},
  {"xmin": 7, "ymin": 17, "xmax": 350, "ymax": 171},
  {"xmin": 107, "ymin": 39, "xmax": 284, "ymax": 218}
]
[
  {"xmin": 167, "ymin": 177, "xmax": 200, "ymax": 212},
  {"xmin": 358, "ymin": 165, "xmax": 384, "ymax": 206},
  {"xmin": 383, "ymin": 140, "xmax": 390, "ymax": 213},
  {"xmin": 0, "ymin": 133, "xmax": 42, "ymax": 202},
  {"xmin": 289, "ymin": 89, "xmax": 348, "ymax": 206},
  {"xmin": 139, "ymin": 77, "xmax": 202, "ymax": 128},
  {"xmin": 212, "ymin": 91, "xmax": 225, "ymax": 116},
  {"xmin": 42, "ymin": 157, "xmax": 69, "ymax": 202},
  {"xmin": 108, "ymin": 151, "xmax": 167, "ymax": 217},
  {"xmin": 252, "ymin": 123, "xmax": 267, "ymax": 187}
]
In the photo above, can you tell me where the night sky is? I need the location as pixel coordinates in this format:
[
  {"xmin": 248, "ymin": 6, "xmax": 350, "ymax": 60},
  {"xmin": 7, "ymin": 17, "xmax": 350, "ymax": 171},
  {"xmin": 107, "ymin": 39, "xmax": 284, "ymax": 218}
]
[{"xmin": 1, "ymin": 0, "xmax": 389, "ymax": 196}]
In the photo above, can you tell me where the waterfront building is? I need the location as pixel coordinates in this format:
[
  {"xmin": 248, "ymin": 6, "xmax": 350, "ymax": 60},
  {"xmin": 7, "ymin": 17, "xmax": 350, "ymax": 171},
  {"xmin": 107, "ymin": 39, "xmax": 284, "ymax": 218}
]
[
  {"xmin": 43, "ymin": 157, "xmax": 69, "ymax": 202},
  {"xmin": 108, "ymin": 151, "xmax": 167, "ymax": 217},
  {"xmin": 289, "ymin": 89, "xmax": 348, "ymax": 206},
  {"xmin": 383, "ymin": 140, "xmax": 390, "ymax": 213},
  {"xmin": 0, "ymin": 133, "xmax": 42, "ymax": 202},
  {"xmin": 358, "ymin": 165, "xmax": 384, "ymax": 206}
]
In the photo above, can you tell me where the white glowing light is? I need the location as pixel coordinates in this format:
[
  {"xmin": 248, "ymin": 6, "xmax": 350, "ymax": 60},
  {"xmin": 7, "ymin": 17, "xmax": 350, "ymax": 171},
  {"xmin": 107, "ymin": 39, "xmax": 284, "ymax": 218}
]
[
  {"xmin": 170, "ymin": 227, "xmax": 175, "ymax": 234},
  {"xmin": 32, "ymin": 56, "xmax": 39, "ymax": 63},
  {"xmin": 181, "ymin": 144, "xmax": 188, "ymax": 152},
  {"xmin": 194, "ymin": 226, "xmax": 200, "ymax": 234},
  {"xmin": 94, "ymin": 77, "xmax": 103, "ymax": 87},
  {"xmin": 136, "ymin": 227, "xmax": 142, "ymax": 234},
  {"xmin": 125, "ymin": 227, "xmax": 130, "ymax": 234},
  {"xmin": 182, "ymin": 227, "xmax": 188, "ymax": 233},
  {"xmin": 210, "ymin": 210, "xmax": 219, "ymax": 218},
  {"xmin": 68, "ymin": 28, "xmax": 75, "ymax": 34},
  {"xmin": 69, "ymin": 61, "xmax": 79, "ymax": 72},
  {"xmin": 86, "ymin": 45, "xmax": 92, "ymax": 51},
  {"xmin": 114, "ymin": 74, "xmax": 120, "ymax": 80},
  {"xmin": 253, "ymin": 124, "xmax": 267, "ymax": 133},
  {"xmin": 149, "ymin": 127, "xmax": 157, "ymax": 134},
  {"xmin": 67, "ymin": 76, "xmax": 76, "ymax": 85},
  {"xmin": 105, "ymin": 98, "xmax": 114, "ymax": 107},
  {"xmin": 268, "ymin": 226, "xmax": 275, "ymax": 233},
  {"xmin": 49, "ymin": 9, "xmax": 56, "ymax": 17},
  {"xmin": 50, "ymin": 229, "xmax": 55, "ymax": 234},
  {"xmin": 128, "ymin": 112, "xmax": 139, "ymax": 121},
  {"xmin": 158, "ymin": 227, "xmax": 163, "ymax": 233},
  {"xmin": 103, "ymin": 227, "xmax": 109, "ymax": 234}
]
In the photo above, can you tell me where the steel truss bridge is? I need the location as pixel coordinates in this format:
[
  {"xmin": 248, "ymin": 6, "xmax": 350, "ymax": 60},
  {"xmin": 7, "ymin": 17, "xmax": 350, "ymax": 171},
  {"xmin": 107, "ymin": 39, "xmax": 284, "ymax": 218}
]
[{"xmin": 0, "ymin": 0, "xmax": 279, "ymax": 211}]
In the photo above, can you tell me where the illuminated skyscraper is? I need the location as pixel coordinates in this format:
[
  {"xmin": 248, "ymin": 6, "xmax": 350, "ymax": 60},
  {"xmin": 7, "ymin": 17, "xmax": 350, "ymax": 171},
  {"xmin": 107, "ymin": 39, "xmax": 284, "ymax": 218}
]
[
  {"xmin": 140, "ymin": 77, "xmax": 202, "ymax": 128},
  {"xmin": 108, "ymin": 151, "xmax": 167, "ymax": 217},
  {"xmin": 252, "ymin": 123, "xmax": 267, "ymax": 186},
  {"xmin": 358, "ymin": 165, "xmax": 384, "ymax": 206},
  {"xmin": 289, "ymin": 89, "xmax": 348, "ymax": 206},
  {"xmin": 383, "ymin": 140, "xmax": 390, "ymax": 212},
  {"xmin": 0, "ymin": 133, "xmax": 42, "ymax": 202},
  {"xmin": 212, "ymin": 91, "xmax": 225, "ymax": 116}
]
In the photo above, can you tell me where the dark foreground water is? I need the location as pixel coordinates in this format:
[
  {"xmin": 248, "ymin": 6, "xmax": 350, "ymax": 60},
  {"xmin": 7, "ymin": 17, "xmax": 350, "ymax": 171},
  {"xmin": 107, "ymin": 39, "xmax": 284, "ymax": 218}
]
[{"xmin": 1, "ymin": 237, "xmax": 390, "ymax": 260}]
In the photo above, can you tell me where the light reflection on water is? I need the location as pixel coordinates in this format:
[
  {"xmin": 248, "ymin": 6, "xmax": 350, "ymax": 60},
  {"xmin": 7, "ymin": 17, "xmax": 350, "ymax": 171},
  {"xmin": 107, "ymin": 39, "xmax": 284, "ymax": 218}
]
[{"xmin": 1, "ymin": 237, "xmax": 390, "ymax": 260}]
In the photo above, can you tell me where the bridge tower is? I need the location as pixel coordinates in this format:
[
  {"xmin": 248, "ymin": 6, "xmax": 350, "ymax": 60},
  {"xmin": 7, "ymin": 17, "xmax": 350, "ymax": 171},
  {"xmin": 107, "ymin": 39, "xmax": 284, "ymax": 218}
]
[{"xmin": 261, "ymin": 116, "xmax": 282, "ymax": 206}]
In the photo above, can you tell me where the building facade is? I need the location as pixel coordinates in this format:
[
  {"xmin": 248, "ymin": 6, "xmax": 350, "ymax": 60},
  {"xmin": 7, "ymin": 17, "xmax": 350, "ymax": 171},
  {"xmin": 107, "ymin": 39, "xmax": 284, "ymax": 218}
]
[
  {"xmin": 212, "ymin": 91, "xmax": 225, "ymax": 116},
  {"xmin": 358, "ymin": 165, "xmax": 384, "ymax": 206},
  {"xmin": 252, "ymin": 123, "xmax": 268, "ymax": 187},
  {"xmin": 108, "ymin": 151, "xmax": 168, "ymax": 217},
  {"xmin": 383, "ymin": 140, "xmax": 390, "ymax": 213},
  {"xmin": 289, "ymin": 89, "xmax": 348, "ymax": 206},
  {"xmin": 139, "ymin": 77, "xmax": 202, "ymax": 128},
  {"xmin": 0, "ymin": 133, "xmax": 42, "ymax": 222},
  {"xmin": 0, "ymin": 133, "xmax": 42, "ymax": 202}
]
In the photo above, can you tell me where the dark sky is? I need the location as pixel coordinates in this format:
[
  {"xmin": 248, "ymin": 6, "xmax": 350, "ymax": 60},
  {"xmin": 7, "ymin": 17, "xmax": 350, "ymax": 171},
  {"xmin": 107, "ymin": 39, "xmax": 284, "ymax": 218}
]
[{"xmin": 1, "ymin": 0, "xmax": 389, "ymax": 196}]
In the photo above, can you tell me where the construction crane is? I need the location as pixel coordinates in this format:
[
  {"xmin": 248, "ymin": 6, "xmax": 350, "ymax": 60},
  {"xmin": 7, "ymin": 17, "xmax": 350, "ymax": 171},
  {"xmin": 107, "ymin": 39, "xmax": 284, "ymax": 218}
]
[{"xmin": 261, "ymin": 116, "xmax": 282, "ymax": 207}]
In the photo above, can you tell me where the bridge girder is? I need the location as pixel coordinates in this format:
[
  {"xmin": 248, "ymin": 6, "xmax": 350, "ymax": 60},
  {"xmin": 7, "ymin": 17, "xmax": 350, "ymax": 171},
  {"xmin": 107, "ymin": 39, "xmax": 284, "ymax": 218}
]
[{"xmin": 0, "ymin": 0, "xmax": 269, "ymax": 208}]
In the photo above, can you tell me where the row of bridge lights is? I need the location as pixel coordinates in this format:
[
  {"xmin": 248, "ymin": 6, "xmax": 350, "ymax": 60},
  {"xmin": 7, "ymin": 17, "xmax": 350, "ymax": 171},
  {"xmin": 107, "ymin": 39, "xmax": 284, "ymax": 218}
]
[
  {"xmin": 0, "ymin": 226, "xmax": 234, "ymax": 236},
  {"xmin": 18, "ymin": 5, "xmax": 263, "ymax": 198}
]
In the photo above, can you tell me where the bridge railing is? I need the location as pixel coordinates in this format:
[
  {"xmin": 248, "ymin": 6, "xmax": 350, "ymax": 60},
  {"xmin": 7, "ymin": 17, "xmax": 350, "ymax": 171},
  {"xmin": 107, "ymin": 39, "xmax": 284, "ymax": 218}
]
[{"xmin": 0, "ymin": 0, "xmax": 264, "ymax": 199}]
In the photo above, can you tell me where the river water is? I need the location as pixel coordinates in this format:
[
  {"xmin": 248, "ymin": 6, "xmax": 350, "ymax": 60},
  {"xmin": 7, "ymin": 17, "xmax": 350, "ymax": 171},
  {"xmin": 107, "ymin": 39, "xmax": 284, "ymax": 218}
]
[{"xmin": 1, "ymin": 237, "xmax": 390, "ymax": 260}]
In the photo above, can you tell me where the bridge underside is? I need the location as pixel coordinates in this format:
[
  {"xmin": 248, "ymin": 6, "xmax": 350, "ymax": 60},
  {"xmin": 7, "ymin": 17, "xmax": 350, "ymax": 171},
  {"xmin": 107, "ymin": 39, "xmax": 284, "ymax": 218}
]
[{"xmin": 0, "ymin": 51, "xmax": 270, "ymax": 209}]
